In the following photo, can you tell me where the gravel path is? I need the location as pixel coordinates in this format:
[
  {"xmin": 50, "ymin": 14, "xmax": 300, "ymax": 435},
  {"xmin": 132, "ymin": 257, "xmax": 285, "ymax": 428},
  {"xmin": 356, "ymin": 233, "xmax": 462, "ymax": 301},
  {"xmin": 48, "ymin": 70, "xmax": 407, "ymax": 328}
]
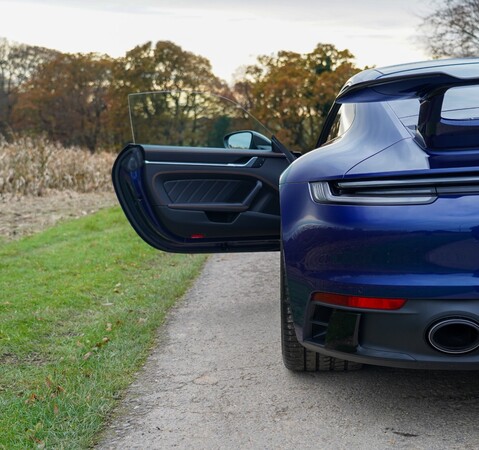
[{"xmin": 98, "ymin": 252, "xmax": 479, "ymax": 449}]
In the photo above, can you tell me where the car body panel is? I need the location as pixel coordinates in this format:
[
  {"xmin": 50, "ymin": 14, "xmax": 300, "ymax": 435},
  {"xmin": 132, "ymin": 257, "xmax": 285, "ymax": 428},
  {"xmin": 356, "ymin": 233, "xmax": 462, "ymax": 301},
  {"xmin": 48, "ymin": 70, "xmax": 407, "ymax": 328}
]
[
  {"xmin": 281, "ymin": 179, "xmax": 479, "ymax": 369},
  {"xmin": 280, "ymin": 102, "xmax": 412, "ymax": 184}
]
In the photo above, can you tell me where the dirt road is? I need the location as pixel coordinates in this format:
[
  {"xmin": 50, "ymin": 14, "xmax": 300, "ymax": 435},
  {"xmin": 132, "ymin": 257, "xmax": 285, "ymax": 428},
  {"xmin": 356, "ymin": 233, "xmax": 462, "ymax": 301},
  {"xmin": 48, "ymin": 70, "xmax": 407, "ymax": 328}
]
[{"xmin": 98, "ymin": 252, "xmax": 479, "ymax": 449}]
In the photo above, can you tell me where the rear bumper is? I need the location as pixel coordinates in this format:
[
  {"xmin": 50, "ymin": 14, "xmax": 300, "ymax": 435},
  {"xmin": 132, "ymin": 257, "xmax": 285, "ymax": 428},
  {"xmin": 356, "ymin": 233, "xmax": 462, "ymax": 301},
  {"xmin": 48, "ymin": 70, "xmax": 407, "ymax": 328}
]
[
  {"xmin": 300, "ymin": 297, "xmax": 479, "ymax": 370},
  {"xmin": 281, "ymin": 181, "xmax": 479, "ymax": 369}
]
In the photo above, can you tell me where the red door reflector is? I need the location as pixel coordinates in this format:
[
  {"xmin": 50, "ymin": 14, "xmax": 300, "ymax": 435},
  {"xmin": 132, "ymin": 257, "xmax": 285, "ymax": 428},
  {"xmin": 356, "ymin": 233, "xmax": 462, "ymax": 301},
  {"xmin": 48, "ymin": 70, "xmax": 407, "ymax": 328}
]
[{"xmin": 312, "ymin": 292, "xmax": 406, "ymax": 310}]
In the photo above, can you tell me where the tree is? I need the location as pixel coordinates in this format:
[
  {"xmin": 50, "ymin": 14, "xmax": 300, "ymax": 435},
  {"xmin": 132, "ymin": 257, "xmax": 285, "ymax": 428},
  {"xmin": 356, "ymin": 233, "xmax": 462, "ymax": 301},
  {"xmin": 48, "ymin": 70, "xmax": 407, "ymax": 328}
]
[
  {"xmin": 420, "ymin": 0, "xmax": 479, "ymax": 58},
  {"xmin": 106, "ymin": 41, "xmax": 229, "ymax": 146},
  {"xmin": 233, "ymin": 44, "xmax": 359, "ymax": 152},
  {"xmin": 10, "ymin": 40, "xmax": 228, "ymax": 151},
  {"xmin": 0, "ymin": 38, "xmax": 59, "ymax": 139},
  {"xmin": 16, "ymin": 53, "xmax": 114, "ymax": 152}
]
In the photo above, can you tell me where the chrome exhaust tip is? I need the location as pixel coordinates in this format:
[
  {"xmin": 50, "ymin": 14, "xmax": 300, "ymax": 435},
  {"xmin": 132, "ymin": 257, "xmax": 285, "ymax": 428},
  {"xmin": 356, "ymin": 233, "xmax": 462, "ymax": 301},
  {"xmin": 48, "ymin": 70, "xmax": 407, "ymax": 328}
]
[{"xmin": 427, "ymin": 318, "xmax": 479, "ymax": 355}]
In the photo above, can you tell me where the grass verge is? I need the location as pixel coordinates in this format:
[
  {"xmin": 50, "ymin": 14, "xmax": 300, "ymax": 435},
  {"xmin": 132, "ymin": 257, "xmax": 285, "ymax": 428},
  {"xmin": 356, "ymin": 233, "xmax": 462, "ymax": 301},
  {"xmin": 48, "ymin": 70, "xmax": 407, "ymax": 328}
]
[{"xmin": 0, "ymin": 207, "xmax": 206, "ymax": 449}]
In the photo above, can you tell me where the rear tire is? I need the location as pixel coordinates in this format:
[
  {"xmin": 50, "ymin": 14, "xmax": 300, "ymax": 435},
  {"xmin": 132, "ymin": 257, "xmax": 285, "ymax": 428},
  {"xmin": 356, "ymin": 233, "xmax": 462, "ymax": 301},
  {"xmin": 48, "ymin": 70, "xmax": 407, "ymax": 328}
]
[{"xmin": 280, "ymin": 253, "xmax": 362, "ymax": 372}]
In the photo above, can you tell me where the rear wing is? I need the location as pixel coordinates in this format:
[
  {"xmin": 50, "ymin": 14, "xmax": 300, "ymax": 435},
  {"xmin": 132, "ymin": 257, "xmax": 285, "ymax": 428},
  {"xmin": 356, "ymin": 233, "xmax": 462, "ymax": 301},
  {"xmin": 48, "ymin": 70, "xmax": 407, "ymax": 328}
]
[
  {"xmin": 336, "ymin": 72, "xmax": 479, "ymax": 103},
  {"xmin": 336, "ymin": 67, "xmax": 479, "ymax": 149}
]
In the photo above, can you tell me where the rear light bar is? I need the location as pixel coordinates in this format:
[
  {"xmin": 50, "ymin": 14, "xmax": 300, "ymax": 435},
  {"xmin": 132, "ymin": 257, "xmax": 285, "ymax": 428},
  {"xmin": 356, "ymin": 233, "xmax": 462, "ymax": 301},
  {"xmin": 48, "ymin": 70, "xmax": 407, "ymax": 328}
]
[
  {"xmin": 310, "ymin": 174, "xmax": 479, "ymax": 205},
  {"xmin": 312, "ymin": 292, "xmax": 407, "ymax": 310},
  {"xmin": 310, "ymin": 181, "xmax": 436, "ymax": 205},
  {"xmin": 336, "ymin": 175, "xmax": 479, "ymax": 189}
]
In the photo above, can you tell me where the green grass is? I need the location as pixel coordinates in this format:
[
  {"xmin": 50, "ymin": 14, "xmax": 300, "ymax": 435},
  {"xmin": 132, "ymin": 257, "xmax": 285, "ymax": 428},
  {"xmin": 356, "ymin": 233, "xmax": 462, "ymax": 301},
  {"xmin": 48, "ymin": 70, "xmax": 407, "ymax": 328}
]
[{"xmin": 0, "ymin": 207, "xmax": 206, "ymax": 449}]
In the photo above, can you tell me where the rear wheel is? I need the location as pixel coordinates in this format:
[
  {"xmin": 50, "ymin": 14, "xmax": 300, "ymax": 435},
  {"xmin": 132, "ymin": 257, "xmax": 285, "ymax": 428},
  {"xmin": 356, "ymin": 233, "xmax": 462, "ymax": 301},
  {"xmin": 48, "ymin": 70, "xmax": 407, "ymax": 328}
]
[{"xmin": 280, "ymin": 254, "xmax": 362, "ymax": 372}]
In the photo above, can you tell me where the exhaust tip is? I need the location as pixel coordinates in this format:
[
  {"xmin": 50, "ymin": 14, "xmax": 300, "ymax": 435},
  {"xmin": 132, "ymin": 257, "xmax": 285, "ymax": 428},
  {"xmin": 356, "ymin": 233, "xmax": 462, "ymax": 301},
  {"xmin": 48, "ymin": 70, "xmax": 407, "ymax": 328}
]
[{"xmin": 427, "ymin": 318, "xmax": 479, "ymax": 355}]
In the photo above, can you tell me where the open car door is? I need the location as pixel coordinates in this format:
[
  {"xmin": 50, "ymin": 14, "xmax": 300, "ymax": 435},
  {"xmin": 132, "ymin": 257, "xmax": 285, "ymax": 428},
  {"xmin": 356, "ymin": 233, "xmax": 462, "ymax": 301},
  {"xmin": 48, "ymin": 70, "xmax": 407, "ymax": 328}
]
[{"xmin": 112, "ymin": 91, "xmax": 292, "ymax": 253}]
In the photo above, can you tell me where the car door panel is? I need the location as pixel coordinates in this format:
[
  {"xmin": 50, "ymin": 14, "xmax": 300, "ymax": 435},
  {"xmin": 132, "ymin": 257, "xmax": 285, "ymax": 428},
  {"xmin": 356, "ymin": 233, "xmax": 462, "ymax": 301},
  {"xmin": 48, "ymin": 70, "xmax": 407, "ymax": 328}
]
[
  {"xmin": 163, "ymin": 178, "xmax": 262, "ymax": 211},
  {"xmin": 113, "ymin": 143, "xmax": 288, "ymax": 253}
]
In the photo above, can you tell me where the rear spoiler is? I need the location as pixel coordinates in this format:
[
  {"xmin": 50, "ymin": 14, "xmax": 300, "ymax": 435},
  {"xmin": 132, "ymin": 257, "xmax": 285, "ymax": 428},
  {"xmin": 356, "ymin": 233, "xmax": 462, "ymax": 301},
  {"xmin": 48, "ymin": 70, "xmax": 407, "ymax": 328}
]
[
  {"xmin": 336, "ymin": 73, "xmax": 479, "ymax": 104},
  {"xmin": 336, "ymin": 72, "xmax": 479, "ymax": 149}
]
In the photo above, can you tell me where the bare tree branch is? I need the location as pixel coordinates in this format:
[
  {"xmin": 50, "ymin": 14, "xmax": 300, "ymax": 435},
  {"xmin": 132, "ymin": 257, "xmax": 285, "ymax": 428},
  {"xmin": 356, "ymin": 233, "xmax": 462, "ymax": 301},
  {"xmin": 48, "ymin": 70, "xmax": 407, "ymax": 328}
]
[{"xmin": 420, "ymin": 0, "xmax": 479, "ymax": 58}]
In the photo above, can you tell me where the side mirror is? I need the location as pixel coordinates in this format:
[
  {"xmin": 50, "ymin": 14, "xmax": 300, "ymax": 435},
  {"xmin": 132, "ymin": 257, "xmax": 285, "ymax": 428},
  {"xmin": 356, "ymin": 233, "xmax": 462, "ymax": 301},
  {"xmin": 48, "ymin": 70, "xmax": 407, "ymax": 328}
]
[{"xmin": 224, "ymin": 131, "xmax": 272, "ymax": 150}]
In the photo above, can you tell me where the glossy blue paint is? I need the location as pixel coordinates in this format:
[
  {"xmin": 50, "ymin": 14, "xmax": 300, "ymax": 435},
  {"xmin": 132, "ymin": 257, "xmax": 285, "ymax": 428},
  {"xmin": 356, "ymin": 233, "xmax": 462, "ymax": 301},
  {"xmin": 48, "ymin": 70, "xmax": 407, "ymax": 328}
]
[
  {"xmin": 373, "ymin": 58, "xmax": 479, "ymax": 77},
  {"xmin": 337, "ymin": 59, "xmax": 479, "ymax": 104},
  {"xmin": 281, "ymin": 60, "xmax": 479, "ymax": 313},
  {"xmin": 281, "ymin": 180, "xmax": 479, "ymax": 366},
  {"xmin": 280, "ymin": 60, "xmax": 479, "ymax": 367},
  {"xmin": 341, "ymin": 58, "xmax": 479, "ymax": 91},
  {"xmin": 280, "ymin": 102, "xmax": 410, "ymax": 184},
  {"xmin": 282, "ymin": 182, "xmax": 479, "ymax": 292},
  {"xmin": 345, "ymin": 137, "xmax": 430, "ymax": 175}
]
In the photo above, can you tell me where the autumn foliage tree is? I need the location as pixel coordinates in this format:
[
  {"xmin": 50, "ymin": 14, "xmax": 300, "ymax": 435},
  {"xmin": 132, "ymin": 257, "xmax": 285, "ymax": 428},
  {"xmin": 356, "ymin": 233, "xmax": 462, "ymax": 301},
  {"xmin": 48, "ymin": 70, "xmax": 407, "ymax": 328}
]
[
  {"xmin": 16, "ymin": 52, "xmax": 113, "ymax": 152},
  {"xmin": 107, "ymin": 40, "xmax": 228, "ymax": 146},
  {"xmin": 3, "ymin": 40, "xmax": 226, "ymax": 151},
  {"xmin": 1, "ymin": 38, "xmax": 358, "ymax": 153},
  {"xmin": 233, "ymin": 44, "xmax": 359, "ymax": 152},
  {"xmin": 0, "ymin": 39, "xmax": 59, "ymax": 139}
]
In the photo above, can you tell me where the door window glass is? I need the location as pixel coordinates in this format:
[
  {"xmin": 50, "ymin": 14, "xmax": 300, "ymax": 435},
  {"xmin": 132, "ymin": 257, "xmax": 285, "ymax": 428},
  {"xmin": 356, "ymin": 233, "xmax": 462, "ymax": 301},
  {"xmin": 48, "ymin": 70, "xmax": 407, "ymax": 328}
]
[{"xmin": 128, "ymin": 91, "xmax": 271, "ymax": 148}]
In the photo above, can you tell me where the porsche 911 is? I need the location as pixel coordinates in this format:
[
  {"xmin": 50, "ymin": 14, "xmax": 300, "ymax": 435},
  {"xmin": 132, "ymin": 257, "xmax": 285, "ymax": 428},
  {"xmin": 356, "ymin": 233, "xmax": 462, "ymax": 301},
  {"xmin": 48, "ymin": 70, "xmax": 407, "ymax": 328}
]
[{"xmin": 112, "ymin": 58, "xmax": 479, "ymax": 371}]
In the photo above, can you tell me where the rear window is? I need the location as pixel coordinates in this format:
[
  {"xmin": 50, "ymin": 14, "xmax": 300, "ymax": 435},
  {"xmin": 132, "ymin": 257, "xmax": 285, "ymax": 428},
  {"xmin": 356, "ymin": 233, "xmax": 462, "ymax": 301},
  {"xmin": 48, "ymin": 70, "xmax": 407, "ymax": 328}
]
[
  {"xmin": 442, "ymin": 85, "xmax": 479, "ymax": 120},
  {"xmin": 426, "ymin": 85, "xmax": 479, "ymax": 149}
]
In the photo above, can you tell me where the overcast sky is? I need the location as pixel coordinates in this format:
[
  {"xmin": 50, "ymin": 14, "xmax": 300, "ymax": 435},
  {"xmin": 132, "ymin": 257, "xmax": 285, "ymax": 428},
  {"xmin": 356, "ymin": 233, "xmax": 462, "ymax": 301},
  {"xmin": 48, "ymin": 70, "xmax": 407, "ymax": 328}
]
[{"xmin": 0, "ymin": 0, "xmax": 434, "ymax": 82}]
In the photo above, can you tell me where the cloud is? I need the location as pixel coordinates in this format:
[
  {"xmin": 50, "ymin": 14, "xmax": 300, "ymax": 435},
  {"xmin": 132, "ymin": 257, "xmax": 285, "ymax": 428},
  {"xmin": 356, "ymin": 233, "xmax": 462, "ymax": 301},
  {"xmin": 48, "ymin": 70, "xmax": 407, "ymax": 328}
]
[
  {"xmin": 9, "ymin": 0, "xmax": 430, "ymax": 25},
  {"xmin": 0, "ymin": 0, "xmax": 431, "ymax": 81}
]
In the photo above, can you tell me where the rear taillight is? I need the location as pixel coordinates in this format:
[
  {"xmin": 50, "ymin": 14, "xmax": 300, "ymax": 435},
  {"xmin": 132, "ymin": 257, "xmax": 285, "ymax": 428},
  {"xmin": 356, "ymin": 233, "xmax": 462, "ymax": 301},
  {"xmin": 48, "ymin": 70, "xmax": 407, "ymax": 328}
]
[
  {"xmin": 309, "ymin": 181, "xmax": 436, "ymax": 205},
  {"xmin": 310, "ymin": 174, "xmax": 479, "ymax": 206}
]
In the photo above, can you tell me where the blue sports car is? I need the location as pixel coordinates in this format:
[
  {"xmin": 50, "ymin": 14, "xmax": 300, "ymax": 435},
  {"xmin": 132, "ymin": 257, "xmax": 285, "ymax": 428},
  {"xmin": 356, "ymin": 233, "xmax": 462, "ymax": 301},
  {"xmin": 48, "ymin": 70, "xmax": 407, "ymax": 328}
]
[{"xmin": 113, "ymin": 58, "xmax": 479, "ymax": 371}]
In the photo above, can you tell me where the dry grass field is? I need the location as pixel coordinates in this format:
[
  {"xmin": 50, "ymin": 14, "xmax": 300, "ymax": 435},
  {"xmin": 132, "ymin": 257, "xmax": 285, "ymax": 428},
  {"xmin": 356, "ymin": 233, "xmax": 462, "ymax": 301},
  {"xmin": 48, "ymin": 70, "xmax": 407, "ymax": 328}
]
[
  {"xmin": 0, "ymin": 136, "xmax": 115, "ymax": 196},
  {"xmin": 0, "ymin": 137, "xmax": 118, "ymax": 239}
]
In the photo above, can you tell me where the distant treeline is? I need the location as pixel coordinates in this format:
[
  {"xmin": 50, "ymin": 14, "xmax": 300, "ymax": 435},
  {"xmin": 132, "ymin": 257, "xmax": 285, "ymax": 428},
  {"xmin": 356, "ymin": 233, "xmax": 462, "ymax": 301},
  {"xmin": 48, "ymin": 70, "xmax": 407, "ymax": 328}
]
[{"xmin": 0, "ymin": 38, "xmax": 360, "ymax": 153}]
